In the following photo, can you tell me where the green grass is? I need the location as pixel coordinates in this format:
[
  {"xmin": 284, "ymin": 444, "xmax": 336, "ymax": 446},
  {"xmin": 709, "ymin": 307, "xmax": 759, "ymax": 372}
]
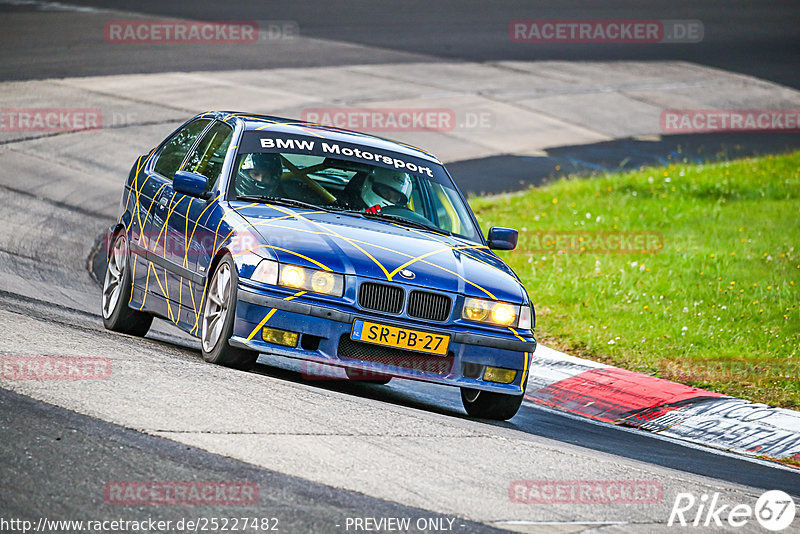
[{"xmin": 470, "ymin": 152, "xmax": 800, "ymax": 408}]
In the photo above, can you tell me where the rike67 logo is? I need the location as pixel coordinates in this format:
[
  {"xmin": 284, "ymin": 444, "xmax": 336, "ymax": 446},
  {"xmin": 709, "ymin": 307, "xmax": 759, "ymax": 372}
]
[{"xmin": 669, "ymin": 490, "xmax": 796, "ymax": 531}]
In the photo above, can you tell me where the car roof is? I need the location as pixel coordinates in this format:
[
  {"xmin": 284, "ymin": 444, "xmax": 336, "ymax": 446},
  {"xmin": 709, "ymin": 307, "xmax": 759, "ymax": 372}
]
[{"xmin": 201, "ymin": 111, "xmax": 442, "ymax": 164}]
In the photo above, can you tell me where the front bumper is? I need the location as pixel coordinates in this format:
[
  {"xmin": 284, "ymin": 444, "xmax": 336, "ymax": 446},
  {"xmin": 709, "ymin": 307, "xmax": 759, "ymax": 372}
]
[{"xmin": 232, "ymin": 285, "xmax": 537, "ymax": 395}]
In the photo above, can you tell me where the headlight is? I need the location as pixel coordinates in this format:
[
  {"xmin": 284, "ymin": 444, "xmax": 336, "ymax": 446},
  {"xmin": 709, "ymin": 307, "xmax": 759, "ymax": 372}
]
[
  {"xmin": 251, "ymin": 259, "xmax": 278, "ymax": 285},
  {"xmin": 279, "ymin": 264, "xmax": 344, "ymax": 297},
  {"xmin": 280, "ymin": 264, "xmax": 306, "ymax": 288},
  {"xmin": 311, "ymin": 270, "xmax": 336, "ymax": 294},
  {"xmin": 250, "ymin": 260, "xmax": 344, "ymax": 297},
  {"xmin": 462, "ymin": 298, "xmax": 490, "ymax": 322},
  {"xmin": 462, "ymin": 297, "xmax": 520, "ymax": 327}
]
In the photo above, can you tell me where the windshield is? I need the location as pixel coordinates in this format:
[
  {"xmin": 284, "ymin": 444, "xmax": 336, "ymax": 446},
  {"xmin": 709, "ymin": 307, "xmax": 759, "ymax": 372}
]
[{"xmin": 232, "ymin": 144, "xmax": 481, "ymax": 242}]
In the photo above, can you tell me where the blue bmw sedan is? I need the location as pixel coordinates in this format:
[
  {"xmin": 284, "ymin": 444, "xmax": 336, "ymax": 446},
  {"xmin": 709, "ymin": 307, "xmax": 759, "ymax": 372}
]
[{"xmin": 102, "ymin": 111, "xmax": 536, "ymax": 420}]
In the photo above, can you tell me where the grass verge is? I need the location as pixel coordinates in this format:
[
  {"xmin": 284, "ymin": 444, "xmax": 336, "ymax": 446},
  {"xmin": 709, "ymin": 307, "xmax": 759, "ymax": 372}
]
[{"xmin": 471, "ymin": 152, "xmax": 800, "ymax": 409}]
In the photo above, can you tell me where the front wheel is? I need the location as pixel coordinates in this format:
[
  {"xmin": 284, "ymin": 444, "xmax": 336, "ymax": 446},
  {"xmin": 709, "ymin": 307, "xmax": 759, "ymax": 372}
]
[
  {"xmin": 102, "ymin": 232, "xmax": 153, "ymax": 336},
  {"xmin": 201, "ymin": 254, "xmax": 257, "ymax": 370},
  {"xmin": 460, "ymin": 387, "xmax": 524, "ymax": 421}
]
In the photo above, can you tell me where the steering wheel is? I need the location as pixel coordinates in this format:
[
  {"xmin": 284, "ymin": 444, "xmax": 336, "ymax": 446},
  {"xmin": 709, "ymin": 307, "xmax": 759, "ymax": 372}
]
[
  {"xmin": 380, "ymin": 205, "xmax": 435, "ymax": 226},
  {"xmin": 278, "ymin": 156, "xmax": 337, "ymax": 204}
]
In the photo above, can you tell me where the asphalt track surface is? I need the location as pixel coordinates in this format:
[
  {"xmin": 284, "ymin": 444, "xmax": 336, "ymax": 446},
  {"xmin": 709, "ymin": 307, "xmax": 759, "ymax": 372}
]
[
  {"xmin": 1, "ymin": 0, "xmax": 799, "ymax": 89},
  {"xmin": 1, "ymin": 1, "xmax": 799, "ymax": 532},
  {"xmin": 0, "ymin": 387, "xmax": 503, "ymax": 533}
]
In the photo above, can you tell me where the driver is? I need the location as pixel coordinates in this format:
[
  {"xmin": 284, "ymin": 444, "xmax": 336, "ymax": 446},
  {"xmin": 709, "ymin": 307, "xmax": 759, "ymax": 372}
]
[
  {"xmin": 361, "ymin": 168, "xmax": 412, "ymax": 211},
  {"xmin": 236, "ymin": 153, "xmax": 283, "ymax": 197}
]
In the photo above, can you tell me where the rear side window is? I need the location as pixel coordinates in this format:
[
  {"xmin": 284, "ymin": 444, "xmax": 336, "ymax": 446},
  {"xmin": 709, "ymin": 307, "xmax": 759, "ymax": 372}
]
[
  {"xmin": 182, "ymin": 121, "xmax": 233, "ymax": 191},
  {"xmin": 153, "ymin": 119, "xmax": 211, "ymax": 179}
]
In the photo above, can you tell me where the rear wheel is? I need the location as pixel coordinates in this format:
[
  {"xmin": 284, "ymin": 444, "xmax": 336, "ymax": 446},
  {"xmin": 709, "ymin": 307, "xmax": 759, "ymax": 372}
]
[
  {"xmin": 102, "ymin": 233, "xmax": 153, "ymax": 336},
  {"xmin": 460, "ymin": 387, "xmax": 523, "ymax": 421},
  {"xmin": 345, "ymin": 367, "xmax": 392, "ymax": 385},
  {"xmin": 201, "ymin": 254, "xmax": 257, "ymax": 370}
]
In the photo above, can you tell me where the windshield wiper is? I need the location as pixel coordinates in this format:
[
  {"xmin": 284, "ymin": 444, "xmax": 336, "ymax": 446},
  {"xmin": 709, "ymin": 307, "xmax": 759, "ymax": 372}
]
[
  {"xmin": 362, "ymin": 212, "xmax": 453, "ymax": 237},
  {"xmin": 236, "ymin": 195, "xmax": 327, "ymax": 212}
]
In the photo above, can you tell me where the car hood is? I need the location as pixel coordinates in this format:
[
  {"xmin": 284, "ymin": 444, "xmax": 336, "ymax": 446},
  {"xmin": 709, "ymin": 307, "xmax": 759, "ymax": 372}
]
[{"xmin": 232, "ymin": 204, "xmax": 526, "ymax": 303}]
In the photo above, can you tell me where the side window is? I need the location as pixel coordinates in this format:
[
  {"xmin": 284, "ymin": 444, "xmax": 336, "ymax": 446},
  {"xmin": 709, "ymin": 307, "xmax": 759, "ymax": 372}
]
[
  {"xmin": 182, "ymin": 121, "xmax": 233, "ymax": 191},
  {"xmin": 153, "ymin": 119, "xmax": 211, "ymax": 179},
  {"xmin": 408, "ymin": 177, "xmax": 425, "ymax": 215},
  {"xmin": 431, "ymin": 182, "xmax": 466, "ymax": 236}
]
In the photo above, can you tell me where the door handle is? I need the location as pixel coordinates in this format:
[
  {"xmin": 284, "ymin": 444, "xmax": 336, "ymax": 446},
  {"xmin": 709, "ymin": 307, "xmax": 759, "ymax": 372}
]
[{"xmin": 159, "ymin": 196, "xmax": 168, "ymax": 209}]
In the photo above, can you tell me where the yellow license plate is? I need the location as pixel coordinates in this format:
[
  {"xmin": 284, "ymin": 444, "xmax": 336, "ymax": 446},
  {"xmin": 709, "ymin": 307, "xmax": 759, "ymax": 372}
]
[{"xmin": 351, "ymin": 319, "xmax": 450, "ymax": 355}]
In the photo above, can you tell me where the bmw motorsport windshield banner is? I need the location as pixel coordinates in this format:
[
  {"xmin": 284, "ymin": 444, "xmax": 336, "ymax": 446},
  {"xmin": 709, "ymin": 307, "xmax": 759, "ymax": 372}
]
[{"xmin": 238, "ymin": 131, "xmax": 449, "ymax": 184}]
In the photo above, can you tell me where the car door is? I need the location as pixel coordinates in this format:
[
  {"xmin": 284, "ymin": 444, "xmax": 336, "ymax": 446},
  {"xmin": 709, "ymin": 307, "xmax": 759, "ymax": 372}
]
[
  {"xmin": 165, "ymin": 120, "xmax": 235, "ymax": 329},
  {"xmin": 133, "ymin": 118, "xmax": 212, "ymax": 319}
]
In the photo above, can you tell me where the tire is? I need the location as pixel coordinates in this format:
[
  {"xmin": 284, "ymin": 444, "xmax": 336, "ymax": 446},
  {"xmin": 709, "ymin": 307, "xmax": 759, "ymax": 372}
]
[
  {"xmin": 201, "ymin": 254, "xmax": 257, "ymax": 370},
  {"xmin": 345, "ymin": 367, "xmax": 392, "ymax": 385},
  {"xmin": 102, "ymin": 233, "xmax": 153, "ymax": 337},
  {"xmin": 460, "ymin": 387, "xmax": 524, "ymax": 421}
]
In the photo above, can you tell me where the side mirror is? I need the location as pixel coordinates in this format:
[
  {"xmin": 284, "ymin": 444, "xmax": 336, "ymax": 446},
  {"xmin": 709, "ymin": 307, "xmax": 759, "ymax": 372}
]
[
  {"xmin": 487, "ymin": 226, "xmax": 518, "ymax": 251},
  {"xmin": 173, "ymin": 170, "xmax": 209, "ymax": 199}
]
